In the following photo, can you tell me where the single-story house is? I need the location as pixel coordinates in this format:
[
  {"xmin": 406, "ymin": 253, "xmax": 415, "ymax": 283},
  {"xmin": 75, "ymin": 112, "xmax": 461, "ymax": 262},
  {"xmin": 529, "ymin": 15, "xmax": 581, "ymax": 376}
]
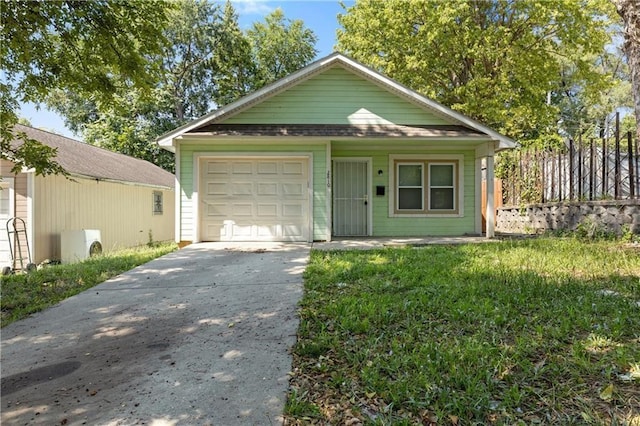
[
  {"xmin": 157, "ymin": 53, "xmax": 516, "ymax": 243},
  {"xmin": 1, "ymin": 124, "xmax": 175, "ymax": 269}
]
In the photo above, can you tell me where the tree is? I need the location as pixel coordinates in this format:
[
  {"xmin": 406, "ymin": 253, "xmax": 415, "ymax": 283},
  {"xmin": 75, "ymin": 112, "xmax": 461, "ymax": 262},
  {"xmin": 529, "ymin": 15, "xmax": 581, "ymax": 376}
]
[
  {"xmin": 1, "ymin": 0, "xmax": 171, "ymax": 175},
  {"xmin": 337, "ymin": 0, "xmax": 617, "ymax": 144},
  {"xmin": 48, "ymin": 0, "xmax": 236, "ymax": 172},
  {"xmin": 49, "ymin": 2, "xmax": 319, "ymax": 171},
  {"xmin": 614, "ymin": 0, "xmax": 640, "ymax": 139},
  {"xmin": 212, "ymin": 1, "xmax": 258, "ymax": 106},
  {"xmin": 247, "ymin": 8, "xmax": 318, "ymax": 87},
  {"xmin": 554, "ymin": 47, "xmax": 633, "ymax": 138}
]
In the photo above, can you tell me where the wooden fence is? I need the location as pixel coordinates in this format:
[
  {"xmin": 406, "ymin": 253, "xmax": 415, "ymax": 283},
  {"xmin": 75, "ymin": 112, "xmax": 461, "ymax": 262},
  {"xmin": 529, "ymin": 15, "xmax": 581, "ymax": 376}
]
[{"xmin": 503, "ymin": 129, "xmax": 639, "ymax": 206}]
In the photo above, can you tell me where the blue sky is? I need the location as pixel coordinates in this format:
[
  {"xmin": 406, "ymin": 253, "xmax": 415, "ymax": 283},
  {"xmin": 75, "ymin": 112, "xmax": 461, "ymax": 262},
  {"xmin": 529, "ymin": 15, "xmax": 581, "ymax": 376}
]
[{"xmin": 19, "ymin": 0, "xmax": 354, "ymax": 139}]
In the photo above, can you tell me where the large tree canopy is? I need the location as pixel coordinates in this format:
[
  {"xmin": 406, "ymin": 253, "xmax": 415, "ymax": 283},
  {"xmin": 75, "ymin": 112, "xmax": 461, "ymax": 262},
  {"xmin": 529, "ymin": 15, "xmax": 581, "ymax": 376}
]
[
  {"xmin": 247, "ymin": 8, "xmax": 318, "ymax": 87},
  {"xmin": 48, "ymin": 0, "xmax": 230, "ymax": 171},
  {"xmin": 337, "ymin": 0, "xmax": 618, "ymax": 144},
  {"xmin": 47, "ymin": 2, "xmax": 318, "ymax": 172},
  {"xmin": 1, "ymin": 0, "xmax": 171, "ymax": 175}
]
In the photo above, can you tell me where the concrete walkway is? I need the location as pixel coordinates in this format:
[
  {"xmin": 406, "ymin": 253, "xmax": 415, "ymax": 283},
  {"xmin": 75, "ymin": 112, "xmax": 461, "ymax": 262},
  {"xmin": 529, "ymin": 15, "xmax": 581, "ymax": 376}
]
[
  {"xmin": 312, "ymin": 236, "xmax": 495, "ymax": 250},
  {"xmin": 1, "ymin": 242, "xmax": 309, "ymax": 426}
]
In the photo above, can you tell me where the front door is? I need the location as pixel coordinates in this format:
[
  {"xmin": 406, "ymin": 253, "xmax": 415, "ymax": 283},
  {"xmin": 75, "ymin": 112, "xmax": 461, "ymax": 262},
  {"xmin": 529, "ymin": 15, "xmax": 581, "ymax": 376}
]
[{"xmin": 333, "ymin": 159, "xmax": 370, "ymax": 236}]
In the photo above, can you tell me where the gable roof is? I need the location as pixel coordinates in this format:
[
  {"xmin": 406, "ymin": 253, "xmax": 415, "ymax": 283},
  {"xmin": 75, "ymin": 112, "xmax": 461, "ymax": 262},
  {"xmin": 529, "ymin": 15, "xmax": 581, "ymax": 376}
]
[
  {"xmin": 157, "ymin": 52, "xmax": 517, "ymax": 152},
  {"xmin": 11, "ymin": 124, "xmax": 174, "ymax": 189}
]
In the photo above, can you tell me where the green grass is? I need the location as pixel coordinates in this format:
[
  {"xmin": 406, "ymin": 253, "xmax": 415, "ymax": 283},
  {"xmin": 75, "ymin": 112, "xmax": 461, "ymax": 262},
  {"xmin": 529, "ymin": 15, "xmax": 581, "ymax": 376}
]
[
  {"xmin": 285, "ymin": 238, "xmax": 640, "ymax": 425},
  {"xmin": 0, "ymin": 242, "xmax": 177, "ymax": 327}
]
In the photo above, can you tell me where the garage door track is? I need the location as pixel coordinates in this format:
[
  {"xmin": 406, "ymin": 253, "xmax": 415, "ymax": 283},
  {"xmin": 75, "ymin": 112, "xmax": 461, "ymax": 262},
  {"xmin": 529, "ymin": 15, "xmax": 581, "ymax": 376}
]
[{"xmin": 1, "ymin": 242, "xmax": 309, "ymax": 425}]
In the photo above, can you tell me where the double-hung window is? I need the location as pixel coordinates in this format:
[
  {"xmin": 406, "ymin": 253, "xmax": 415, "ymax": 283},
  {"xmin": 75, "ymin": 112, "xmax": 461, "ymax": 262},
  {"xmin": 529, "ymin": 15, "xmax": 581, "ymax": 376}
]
[{"xmin": 392, "ymin": 158, "xmax": 460, "ymax": 216}]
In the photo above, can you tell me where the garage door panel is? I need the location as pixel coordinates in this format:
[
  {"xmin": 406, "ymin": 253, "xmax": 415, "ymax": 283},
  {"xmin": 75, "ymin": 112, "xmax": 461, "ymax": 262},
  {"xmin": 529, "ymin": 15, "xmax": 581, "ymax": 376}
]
[
  {"xmin": 257, "ymin": 225, "xmax": 278, "ymax": 237},
  {"xmin": 231, "ymin": 203, "xmax": 253, "ymax": 216},
  {"xmin": 206, "ymin": 203, "xmax": 228, "ymax": 217},
  {"xmin": 257, "ymin": 162, "xmax": 278, "ymax": 174},
  {"xmin": 200, "ymin": 157, "xmax": 309, "ymax": 242},
  {"xmin": 282, "ymin": 224, "xmax": 304, "ymax": 238},
  {"xmin": 283, "ymin": 161, "xmax": 303, "ymax": 175},
  {"xmin": 282, "ymin": 204, "xmax": 303, "ymax": 217},
  {"xmin": 232, "ymin": 162, "xmax": 253, "ymax": 174},
  {"xmin": 282, "ymin": 183, "xmax": 304, "ymax": 196},
  {"xmin": 257, "ymin": 183, "xmax": 278, "ymax": 196},
  {"xmin": 257, "ymin": 204, "xmax": 278, "ymax": 217},
  {"xmin": 231, "ymin": 182, "xmax": 253, "ymax": 195},
  {"xmin": 206, "ymin": 182, "xmax": 228, "ymax": 196},
  {"xmin": 206, "ymin": 161, "xmax": 229, "ymax": 174},
  {"xmin": 205, "ymin": 223, "xmax": 223, "ymax": 239}
]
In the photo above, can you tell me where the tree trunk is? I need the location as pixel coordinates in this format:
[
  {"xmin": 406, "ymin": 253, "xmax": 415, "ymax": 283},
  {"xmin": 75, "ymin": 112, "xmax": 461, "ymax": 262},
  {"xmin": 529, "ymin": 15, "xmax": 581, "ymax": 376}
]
[{"xmin": 615, "ymin": 0, "xmax": 640, "ymax": 139}]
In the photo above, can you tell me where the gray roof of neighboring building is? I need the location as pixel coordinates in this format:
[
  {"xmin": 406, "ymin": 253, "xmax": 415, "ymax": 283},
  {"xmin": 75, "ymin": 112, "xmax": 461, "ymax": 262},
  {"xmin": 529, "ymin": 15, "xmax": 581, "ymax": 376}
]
[{"xmin": 12, "ymin": 124, "xmax": 174, "ymax": 189}]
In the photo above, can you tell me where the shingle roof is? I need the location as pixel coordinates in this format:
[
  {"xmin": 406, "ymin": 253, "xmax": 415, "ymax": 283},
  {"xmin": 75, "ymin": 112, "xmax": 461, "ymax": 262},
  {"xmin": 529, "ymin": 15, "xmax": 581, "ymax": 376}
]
[
  {"xmin": 192, "ymin": 124, "xmax": 485, "ymax": 138},
  {"xmin": 12, "ymin": 124, "xmax": 174, "ymax": 189}
]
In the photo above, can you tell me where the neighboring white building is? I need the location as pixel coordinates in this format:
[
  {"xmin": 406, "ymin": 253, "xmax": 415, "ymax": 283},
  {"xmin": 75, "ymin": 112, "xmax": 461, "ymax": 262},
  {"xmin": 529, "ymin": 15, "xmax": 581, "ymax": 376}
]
[{"xmin": 1, "ymin": 125, "xmax": 175, "ymax": 270}]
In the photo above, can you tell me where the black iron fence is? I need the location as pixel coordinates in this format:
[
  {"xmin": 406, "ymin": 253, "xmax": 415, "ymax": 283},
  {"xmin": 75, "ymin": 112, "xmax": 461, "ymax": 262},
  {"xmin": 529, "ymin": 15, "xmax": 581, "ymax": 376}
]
[{"xmin": 502, "ymin": 128, "xmax": 638, "ymax": 206}]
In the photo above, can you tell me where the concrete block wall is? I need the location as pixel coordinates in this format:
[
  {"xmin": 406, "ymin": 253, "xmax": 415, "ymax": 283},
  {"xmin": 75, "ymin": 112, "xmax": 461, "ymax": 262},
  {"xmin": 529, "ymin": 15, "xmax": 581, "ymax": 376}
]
[{"xmin": 496, "ymin": 200, "xmax": 640, "ymax": 235}]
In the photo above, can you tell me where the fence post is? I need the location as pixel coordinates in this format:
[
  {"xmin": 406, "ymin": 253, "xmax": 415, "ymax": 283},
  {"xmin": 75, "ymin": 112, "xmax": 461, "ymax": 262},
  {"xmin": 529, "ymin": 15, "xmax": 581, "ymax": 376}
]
[
  {"xmin": 541, "ymin": 150, "xmax": 546, "ymax": 203},
  {"xmin": 589, "ymin": 138, "xmax": 595, "ymax": 200},
  {"xmin": 558, "ymin": 151, "xmax": 563, "ymax": 201},
  {"xmin": 569, "ymin": 138, "xmax": 575, "ymax": 201},
  {"xmin": 629, "ymin": 131, "xmax": 636, "ymax": 199},
  {"xmin": 636, "ymin": 132, "xmax": 640, "ymax": 198},
  {"xmin": 551, "ymin": 151, "xmax": 556, "ymax": 201},
  {"xmin": 578, "ymin": 134, "xmax": 583, "ymax": 200},
  {"xmin": 602, "ymin": 134, "xmax": 607, "ymax": 198},
  {"xmin": 615, "ymin": 112, "xmax": 621, "ymax": 199}
]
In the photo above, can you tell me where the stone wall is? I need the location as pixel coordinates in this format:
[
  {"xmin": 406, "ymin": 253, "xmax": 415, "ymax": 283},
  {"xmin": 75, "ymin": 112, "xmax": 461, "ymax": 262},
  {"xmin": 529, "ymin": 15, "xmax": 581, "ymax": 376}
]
[{"xmin": 496, "ymin": 200, "xmax": 640, "ymax": 235}]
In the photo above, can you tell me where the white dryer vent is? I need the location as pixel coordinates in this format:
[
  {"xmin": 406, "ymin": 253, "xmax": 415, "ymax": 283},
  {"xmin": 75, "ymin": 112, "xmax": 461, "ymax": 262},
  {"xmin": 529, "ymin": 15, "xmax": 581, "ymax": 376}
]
[{"xmin": 60, "ymin": 230, "xmax": 102, "ymax": 264}]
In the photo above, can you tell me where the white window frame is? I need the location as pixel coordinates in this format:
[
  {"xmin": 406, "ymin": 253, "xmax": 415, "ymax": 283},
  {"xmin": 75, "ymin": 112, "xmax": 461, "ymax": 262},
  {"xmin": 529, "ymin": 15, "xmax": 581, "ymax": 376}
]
[{"xmin": 389, "ymin": 154, "xmax": 464, "ymax": 218}]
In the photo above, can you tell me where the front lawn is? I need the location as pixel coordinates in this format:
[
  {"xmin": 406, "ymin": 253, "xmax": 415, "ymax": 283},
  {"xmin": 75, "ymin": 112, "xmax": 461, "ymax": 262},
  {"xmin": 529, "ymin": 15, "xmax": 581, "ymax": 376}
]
[
  {"xmin": 0, "ymin": 242, "xmax": 177, "ymax": 327},
  {"xmin": 286, "ymin": 238, "xmax": 640, "ymax": 425}
]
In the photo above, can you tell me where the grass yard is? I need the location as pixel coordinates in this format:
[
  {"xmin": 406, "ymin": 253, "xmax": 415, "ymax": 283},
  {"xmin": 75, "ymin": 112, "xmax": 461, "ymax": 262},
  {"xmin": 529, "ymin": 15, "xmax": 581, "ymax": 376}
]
[
  {"xmin": 0, "ymin": 242, "xmax": 177, "ymax": 327},
  {"xmin": 285, "ymin": 238, "xmax": 640, "ymax": 425}
]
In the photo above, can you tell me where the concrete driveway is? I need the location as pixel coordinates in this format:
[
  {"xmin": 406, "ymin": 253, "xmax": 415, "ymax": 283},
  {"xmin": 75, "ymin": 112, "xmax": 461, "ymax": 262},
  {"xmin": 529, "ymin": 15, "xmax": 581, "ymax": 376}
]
[{"xmin": 1, "ymin": 242, "xmax": 309, "ymax": 425}]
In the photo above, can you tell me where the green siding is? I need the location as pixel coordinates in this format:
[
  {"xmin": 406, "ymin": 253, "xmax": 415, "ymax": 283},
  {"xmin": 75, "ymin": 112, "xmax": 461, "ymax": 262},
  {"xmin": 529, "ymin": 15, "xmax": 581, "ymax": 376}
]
[
  {"xmin": 332, "ymin": 145, "xmax": 478, "ymax": 237},
  {"xmin": 179, "ymin": 142, "xmax": 328, "ymax": 241},
  {"xmin": 223, "ymin": 66, "xmax": 450, "ymax": 126}
]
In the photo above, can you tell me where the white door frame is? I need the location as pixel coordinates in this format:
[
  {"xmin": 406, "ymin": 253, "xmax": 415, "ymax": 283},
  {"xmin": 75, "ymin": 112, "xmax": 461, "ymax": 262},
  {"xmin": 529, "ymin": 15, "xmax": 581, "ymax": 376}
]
[
  {"xmin": 332, "ymin": 157, "xmax": 372, "ymax": 236},
  {"xmin": 193, "ymin": 152, "xmax": 314, "ymax": 242}
]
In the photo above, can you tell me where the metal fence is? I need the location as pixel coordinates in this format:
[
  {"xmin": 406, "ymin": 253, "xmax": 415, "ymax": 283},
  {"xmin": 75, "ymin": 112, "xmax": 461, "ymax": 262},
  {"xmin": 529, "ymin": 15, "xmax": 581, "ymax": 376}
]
[{"xmin": 503, "ymin": 130, "xmax": 639, "ymax": 206}]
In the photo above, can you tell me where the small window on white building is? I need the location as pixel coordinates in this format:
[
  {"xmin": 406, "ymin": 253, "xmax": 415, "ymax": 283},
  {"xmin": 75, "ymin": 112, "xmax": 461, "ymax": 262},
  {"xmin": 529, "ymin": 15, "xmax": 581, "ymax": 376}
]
[{"xmin": 153, "ymin": 191, "xmax": 163, "ymax": 215}]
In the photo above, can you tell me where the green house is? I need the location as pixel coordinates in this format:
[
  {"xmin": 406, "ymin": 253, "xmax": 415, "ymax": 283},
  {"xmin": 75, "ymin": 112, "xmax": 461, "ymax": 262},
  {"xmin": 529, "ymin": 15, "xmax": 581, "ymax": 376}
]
[{"xmin": 157, "ymin": 53, "xmax": 516, "ymax": 243}]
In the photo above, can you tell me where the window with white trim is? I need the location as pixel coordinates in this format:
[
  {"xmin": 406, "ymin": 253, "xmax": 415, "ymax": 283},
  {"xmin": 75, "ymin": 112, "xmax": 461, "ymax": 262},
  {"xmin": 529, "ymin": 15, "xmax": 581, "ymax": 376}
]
[{"xmin": 394, "ymin": 160, "xmax": 458, "ymax": 214}]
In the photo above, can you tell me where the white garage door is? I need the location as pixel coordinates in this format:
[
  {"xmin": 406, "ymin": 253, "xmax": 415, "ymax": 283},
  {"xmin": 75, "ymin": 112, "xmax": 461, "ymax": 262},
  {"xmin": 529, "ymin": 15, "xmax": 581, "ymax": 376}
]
[{"xmin": 200, "ymin": 157, "xmax": 310, "ymax": 242}]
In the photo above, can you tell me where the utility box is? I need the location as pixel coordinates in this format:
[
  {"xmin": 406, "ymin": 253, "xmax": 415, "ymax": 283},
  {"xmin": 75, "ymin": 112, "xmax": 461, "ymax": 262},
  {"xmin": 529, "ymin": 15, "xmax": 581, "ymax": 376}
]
[{"xmin": 60, "ymin": 230, "xmax": 102, "ymax": 264}]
